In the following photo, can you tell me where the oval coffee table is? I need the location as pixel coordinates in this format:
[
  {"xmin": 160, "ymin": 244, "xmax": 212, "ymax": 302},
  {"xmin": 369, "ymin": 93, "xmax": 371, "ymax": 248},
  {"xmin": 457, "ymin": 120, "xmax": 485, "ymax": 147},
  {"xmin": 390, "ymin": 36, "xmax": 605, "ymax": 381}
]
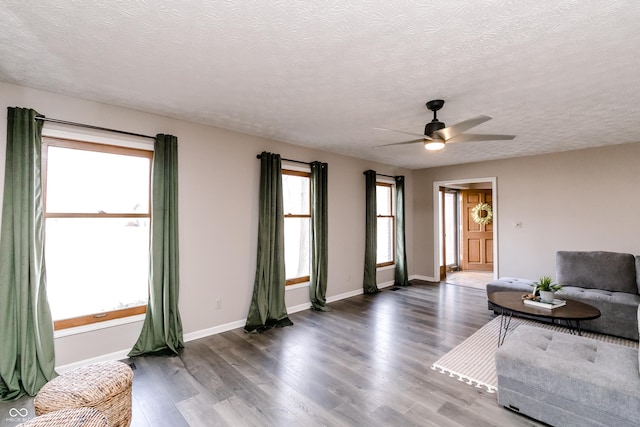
[{"xmin": 487, "ymin": 291, "xmax": 601, "ymax": 346}]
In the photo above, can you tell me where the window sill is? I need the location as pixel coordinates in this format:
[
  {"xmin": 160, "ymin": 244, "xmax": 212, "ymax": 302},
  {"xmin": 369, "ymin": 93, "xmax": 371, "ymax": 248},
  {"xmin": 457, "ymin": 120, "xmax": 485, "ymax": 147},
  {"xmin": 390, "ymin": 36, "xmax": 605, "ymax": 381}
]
[
  {"xmin": 377, "ymin": 264, "xmax": 396, "ymax": 272},
  {"xmin": 286, "ymin": 281, "xmax": 310, "ymax": 291},
  {"xmin": 53, "ymin": 313, "xmax": 146, "ymax": 338}
]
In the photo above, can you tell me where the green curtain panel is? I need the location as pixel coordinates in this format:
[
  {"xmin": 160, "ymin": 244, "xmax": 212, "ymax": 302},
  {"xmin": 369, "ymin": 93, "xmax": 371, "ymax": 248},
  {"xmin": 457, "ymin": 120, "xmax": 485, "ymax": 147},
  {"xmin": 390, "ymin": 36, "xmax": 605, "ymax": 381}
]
[
  {"xmin": 394, "ymin": 176, "xmax": 410, "ymax": 286},
  {"xmin": 245, "ymin": 152, "xmax": 293, "ymax": 333},
  {"xmin": 0, "ymin": 107, "xmax": 56, "ymax": 400},
  {"xmin": 129, "ymin": 134, "xmax": 184, "ymax": 356},
  {"xmin": 363, "ymin": 170, "xmax": 379, "ymax": 294},
  {"xmin": 310, "ymin": 161, "xmax": 331, "ymax": 311}
]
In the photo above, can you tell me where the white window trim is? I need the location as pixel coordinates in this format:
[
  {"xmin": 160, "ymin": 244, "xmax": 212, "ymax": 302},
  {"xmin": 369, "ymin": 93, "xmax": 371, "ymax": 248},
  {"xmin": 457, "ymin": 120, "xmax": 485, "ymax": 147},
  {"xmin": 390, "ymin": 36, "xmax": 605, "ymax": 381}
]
[
  {"xmin": 42, "ymin": 127, "xmax": 154, "ymax": 151},
  {"xmin": 376, "ymin": 176, "xmax": 395, "ymax": 185},
  {"xmin": 282, "ymin": 161, "xmax": 310, "ymax": 173}
]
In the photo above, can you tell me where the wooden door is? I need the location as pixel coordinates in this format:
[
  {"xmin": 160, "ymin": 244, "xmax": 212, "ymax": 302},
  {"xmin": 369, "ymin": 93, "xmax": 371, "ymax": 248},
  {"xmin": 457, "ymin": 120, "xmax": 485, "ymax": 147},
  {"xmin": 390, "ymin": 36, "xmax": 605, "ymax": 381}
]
[{"xmin": 461, "ymin": 189, "xmax": 493, "ymax": 271}]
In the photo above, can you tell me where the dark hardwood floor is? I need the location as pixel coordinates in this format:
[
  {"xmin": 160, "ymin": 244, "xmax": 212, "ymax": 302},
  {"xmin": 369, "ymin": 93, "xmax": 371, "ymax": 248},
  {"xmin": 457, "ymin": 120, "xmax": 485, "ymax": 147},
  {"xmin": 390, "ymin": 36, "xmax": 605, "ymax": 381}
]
[{"xmin": 1, "ymin": 281, "xmax": 543, "ymax": 426}]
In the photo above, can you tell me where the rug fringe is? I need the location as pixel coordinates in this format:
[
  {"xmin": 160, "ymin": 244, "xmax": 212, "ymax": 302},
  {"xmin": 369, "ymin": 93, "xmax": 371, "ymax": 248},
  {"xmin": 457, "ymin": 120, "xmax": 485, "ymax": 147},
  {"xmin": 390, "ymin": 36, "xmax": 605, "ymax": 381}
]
[{"xmin": 431, "ymin": 363, "xmax": 496, "ymax": 393}]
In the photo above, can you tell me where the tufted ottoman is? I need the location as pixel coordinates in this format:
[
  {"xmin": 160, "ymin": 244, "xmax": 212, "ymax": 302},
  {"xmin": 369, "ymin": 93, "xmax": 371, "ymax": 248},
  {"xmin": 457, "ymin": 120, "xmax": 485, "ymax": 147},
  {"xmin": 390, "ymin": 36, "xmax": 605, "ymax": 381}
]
[
  {"xmin": 18, "ymin": 407, "xmax": 108, "ymax": 427},
  {"xmin": 495, "ymin": 325, "xmax": 640, "ymax": 427},
  {"xmin": 34, "ymin": 361, "xmax": 133, "ymax": 427}
]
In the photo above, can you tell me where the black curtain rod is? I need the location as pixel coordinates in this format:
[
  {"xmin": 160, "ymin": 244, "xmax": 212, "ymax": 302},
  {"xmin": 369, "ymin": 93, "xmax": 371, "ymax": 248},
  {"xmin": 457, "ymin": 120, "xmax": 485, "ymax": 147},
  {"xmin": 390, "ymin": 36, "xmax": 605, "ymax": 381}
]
[
  {"xmin": 255, "ymin": 154, "xmax": 311, "ymax": 166},
  {"xmin": 363, "ymin": 171, "xmax": 397, "ymax": 179},
  {"xmin": 35, "ymin": 116, "xmax": 156, "ymax": 140}
]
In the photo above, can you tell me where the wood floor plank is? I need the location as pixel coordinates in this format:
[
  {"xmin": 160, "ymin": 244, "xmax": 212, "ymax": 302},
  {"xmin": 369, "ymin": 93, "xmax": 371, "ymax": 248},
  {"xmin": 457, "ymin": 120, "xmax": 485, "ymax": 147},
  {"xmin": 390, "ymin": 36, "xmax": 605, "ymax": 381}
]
[
  {"xmin": 437, "ymin": 400, "xmax": 499, "ymax": 427},
  {"xmin": 331, "ymin": 401, "xmax": 389, "ymax": 427},
  {"xmin": 136, "ymin": 391, "xmax": 190, "ymax": 427},
  {"xmin": 404, "ymin": 401, "xmax": 467, "ymax": 427},
  {"xmin": 174, "ymin": 393, "xmax": 233, "ymax": 427},
  {"xmin": 370, "ymin": 404, "xmax": 423, "ymax": 427}
]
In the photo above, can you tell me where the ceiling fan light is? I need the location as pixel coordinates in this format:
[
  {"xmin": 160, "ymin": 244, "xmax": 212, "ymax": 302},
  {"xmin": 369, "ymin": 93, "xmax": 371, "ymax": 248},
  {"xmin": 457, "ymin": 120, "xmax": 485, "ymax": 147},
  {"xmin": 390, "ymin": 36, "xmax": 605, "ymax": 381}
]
[{"xmin": 424, "ymin": 139, "xmax": 445, "ymax": 151}]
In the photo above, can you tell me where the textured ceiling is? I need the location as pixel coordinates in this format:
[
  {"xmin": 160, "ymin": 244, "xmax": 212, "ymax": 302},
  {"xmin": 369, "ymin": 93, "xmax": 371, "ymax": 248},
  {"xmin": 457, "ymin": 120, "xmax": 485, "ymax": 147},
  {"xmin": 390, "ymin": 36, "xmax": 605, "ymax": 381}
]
[{"xmin": 2, "ymin": 1, "xmax": 640, "ymax": 169}]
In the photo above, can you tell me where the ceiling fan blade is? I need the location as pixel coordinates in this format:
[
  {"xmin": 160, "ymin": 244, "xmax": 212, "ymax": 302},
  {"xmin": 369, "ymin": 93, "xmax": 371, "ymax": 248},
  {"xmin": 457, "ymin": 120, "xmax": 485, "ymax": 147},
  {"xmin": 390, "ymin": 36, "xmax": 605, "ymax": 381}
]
[
  {"xmin": 373, "ymin": 127, "xmax": 432, "ymax": 140},
  {"xmin": 445, "ymin": 133, "xmax": 516, "ymax": 144},
  {"xmin": 372, "ymin": 139, "xmax": 424, "ymax": 148},
  {"xmin": 435, "ymin": 115, "xmax": 492, "ymax": 140}
]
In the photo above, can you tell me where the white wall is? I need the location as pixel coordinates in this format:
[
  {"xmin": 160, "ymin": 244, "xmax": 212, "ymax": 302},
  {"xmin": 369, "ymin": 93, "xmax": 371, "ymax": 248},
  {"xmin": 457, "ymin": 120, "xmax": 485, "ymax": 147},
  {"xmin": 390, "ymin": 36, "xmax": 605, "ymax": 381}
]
[
  {"xmin": 0, "ymin": 82, "xmax": 414, "ymax": 367},
  {"xmin": 413, "ymin": 143, "xmax": 640, "ymax": 280}
]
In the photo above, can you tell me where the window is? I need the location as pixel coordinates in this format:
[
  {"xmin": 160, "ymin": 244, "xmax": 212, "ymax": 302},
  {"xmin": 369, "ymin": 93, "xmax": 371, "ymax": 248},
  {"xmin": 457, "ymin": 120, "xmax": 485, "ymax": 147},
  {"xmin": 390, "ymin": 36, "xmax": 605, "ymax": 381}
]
[
  {"xmin": 376, "ymin": 182, "xmax": 395, "ymax": 266},
  {"xmin": 42, "ymin": 137, "xmax": 152, "ymax": 330},
  {"xmin": 282, "ymin": 169, "xmax": 311, "ymax": 285}
]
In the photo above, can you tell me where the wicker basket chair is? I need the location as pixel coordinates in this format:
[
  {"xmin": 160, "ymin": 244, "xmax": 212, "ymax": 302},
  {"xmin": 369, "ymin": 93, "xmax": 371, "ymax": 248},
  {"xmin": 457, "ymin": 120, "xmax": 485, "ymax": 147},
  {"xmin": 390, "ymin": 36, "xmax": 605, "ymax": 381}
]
[
  {"xmin": 18, "ymin": 407, "xmax": 108, "ymax": 427},
  {"xmin": 34, "ymin": 360, "xmax": 133, "ymax": 427}
]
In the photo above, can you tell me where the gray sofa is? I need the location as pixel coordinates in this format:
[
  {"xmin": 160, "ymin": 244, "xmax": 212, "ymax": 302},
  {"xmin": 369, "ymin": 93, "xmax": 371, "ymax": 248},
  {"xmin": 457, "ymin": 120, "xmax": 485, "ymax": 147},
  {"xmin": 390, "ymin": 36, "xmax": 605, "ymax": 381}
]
[
  {"xmin": 494, "ymin": 306, "xmax": 640, "ymax": 427},
  {"xmin": 486, "ymin": 251, "xmax": 640, "ymax": 340}
]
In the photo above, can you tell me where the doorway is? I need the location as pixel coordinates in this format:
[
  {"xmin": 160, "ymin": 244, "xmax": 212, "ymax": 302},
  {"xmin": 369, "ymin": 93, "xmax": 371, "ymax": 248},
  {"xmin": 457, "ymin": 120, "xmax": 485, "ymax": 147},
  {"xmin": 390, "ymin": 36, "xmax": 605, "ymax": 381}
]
[{"xmin": 434, "ymin": 178, "xmax": 497, "ymax": 289}]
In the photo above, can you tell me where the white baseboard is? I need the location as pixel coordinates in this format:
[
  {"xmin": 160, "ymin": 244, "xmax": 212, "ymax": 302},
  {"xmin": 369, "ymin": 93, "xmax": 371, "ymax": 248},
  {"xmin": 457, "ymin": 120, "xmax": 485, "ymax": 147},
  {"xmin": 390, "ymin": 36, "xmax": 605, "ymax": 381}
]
[
  {"xmin": 287, "ymin": 302, "xmax": 312, "ymax": 314},
  {"xmin": 54, "ymin": 279, "xmax": 406, "ymax": 371},
  {"xmin": 410, "ymin": 274, "xmax": 437, "ymax": 282},
  {"xmin": 327, "ymin": 288, "xmax": 362, "ymax": 302},
  {"xmin": 56, "ymin": 349, "xmax": 132, "ymax": 373},
  {"xmin": 183, "ymin": 319, "xmax": 247, "ymax": 343}
]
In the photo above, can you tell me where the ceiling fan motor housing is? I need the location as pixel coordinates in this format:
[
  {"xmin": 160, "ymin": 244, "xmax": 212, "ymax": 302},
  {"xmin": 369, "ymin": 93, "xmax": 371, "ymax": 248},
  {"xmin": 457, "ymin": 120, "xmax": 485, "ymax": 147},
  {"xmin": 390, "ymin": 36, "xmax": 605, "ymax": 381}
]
[{"xmin": 425, "ymin": 120, "xmax": 445, "ymax": 137}]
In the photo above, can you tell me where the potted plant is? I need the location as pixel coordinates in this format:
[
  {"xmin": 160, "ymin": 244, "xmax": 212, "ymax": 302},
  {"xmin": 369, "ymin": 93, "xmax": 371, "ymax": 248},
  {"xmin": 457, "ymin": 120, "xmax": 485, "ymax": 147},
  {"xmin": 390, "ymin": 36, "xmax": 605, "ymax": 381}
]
[{"xmin": 533, "ymin": 275, "xmax": 563, "ymax": 303}]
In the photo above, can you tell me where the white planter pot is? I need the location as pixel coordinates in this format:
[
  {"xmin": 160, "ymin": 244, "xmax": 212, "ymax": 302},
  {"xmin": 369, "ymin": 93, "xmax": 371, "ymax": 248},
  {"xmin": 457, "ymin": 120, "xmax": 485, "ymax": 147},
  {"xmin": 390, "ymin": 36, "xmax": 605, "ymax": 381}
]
[{"xmin": 539, "ymin": 290, "xmax": 555, "ymax": 303}]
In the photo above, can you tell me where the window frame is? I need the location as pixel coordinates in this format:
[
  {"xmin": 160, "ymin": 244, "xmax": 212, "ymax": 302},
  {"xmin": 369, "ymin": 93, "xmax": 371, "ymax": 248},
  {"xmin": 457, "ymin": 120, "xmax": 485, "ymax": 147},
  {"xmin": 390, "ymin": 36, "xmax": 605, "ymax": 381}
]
[
  {"xmin": 42, "ymin": 136, "xmax": 151, "ymax": 330},
  {"xmin": 376, "ymin": 181, "xmax": 395, "ymax": 268},
  {"xmin": 282, "ymin": 168, "xmax": 311, "ymax": 286}
]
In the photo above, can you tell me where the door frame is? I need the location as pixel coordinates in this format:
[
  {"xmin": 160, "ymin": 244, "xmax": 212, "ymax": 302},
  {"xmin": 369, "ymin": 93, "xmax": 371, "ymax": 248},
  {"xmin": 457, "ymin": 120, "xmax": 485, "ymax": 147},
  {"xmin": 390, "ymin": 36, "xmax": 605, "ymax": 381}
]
[
  {"xmin": 439, "ymin": 187, "xmax": 460, "ymax": 281},
  {"xmin": 432, "ymin": 177, "xmax": 498, "ymax": 280}
]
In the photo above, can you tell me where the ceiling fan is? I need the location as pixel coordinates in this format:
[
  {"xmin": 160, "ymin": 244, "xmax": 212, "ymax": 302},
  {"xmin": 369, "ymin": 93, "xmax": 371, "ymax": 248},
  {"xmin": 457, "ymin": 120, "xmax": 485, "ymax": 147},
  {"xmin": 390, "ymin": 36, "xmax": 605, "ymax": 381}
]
[{"xmin": 374, "ymin": 99, "xmax": 515, "ymax": 151}]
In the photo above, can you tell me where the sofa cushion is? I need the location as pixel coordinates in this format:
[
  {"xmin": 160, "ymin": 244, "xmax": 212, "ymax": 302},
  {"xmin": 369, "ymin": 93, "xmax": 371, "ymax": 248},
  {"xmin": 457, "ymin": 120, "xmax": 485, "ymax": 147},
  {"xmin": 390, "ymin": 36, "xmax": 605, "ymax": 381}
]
[
  {"xmin": 556, "ymin": 251, "xmax": 637, "ymax": 294},
  {"xmin": 557, "ymin": 287, "xmax": 640, "ymax": 340}
]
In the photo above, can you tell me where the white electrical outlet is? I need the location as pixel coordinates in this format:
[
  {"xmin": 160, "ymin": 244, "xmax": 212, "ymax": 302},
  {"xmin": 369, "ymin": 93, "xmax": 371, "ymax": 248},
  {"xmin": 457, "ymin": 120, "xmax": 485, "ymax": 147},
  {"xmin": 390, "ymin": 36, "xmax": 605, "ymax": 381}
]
[{"xmin": 216, "ymin": 298, "xmax": 222, "ymax": 310}]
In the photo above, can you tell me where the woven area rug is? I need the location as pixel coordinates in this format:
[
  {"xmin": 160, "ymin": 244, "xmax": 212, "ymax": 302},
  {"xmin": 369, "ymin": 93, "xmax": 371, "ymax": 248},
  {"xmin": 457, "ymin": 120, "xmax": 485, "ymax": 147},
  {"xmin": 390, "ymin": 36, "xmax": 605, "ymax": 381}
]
[{"xmin": 431, "ymin": 316, "xmax": 638, "ymax": 393}]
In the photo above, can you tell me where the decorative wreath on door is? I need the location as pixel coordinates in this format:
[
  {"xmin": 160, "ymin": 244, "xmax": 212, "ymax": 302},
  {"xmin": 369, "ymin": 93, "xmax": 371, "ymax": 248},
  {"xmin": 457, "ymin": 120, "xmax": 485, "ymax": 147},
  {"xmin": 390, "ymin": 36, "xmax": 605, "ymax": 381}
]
[{"xmin": 471, "ymin": 203, "xmax": 493, "ymax": 225}]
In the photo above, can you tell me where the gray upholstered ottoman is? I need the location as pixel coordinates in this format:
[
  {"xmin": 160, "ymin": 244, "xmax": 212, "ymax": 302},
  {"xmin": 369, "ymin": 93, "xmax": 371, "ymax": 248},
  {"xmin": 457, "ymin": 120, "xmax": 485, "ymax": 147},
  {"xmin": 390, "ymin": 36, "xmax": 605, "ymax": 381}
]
[{"xmin": 495, "ymin": 325, "xmax": 640, "ymax": 427}]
